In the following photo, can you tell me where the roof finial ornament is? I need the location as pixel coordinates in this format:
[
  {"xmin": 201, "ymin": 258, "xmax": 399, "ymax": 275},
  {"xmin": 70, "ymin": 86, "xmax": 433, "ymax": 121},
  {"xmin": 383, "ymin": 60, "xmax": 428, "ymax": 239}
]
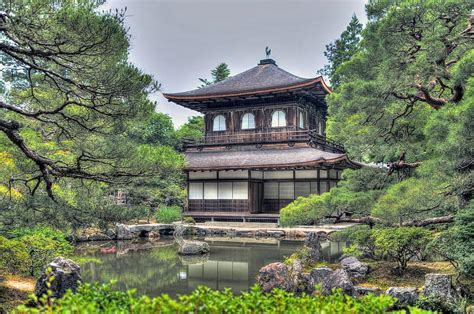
[{"xmin": 265, "ymin": 46, "xmax": 271, "ymax": 59}]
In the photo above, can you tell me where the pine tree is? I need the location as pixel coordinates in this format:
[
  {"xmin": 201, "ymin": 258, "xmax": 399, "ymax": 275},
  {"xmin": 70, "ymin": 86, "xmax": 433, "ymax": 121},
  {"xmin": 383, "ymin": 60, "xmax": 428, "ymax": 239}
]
[
  {"xmin": 198, "ymin": 63, "xmax": 231, "ymax": 88},
  {"xmin": 318, "ymin": 14, "xmax": 362, "ymax": 88}
]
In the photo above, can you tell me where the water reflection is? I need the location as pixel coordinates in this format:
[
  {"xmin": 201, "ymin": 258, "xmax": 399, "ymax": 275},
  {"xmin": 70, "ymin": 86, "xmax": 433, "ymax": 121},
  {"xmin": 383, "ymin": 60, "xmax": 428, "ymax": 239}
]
[{"xmin": 76, "ymin": 237, "xmax": 346, "ymax": 297}]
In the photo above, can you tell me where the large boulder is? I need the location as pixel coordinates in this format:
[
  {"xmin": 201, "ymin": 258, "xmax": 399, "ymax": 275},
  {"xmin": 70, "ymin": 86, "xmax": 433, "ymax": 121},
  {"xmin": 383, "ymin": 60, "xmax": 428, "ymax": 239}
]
[
  {"xmin": 35, "ymin": 257, "xmax": 82, "ymax": 299},
  {"xmin": 257, "ymin": 262, "xmax": 292, "ymax": 292},
  {"xmin": 310, "ymin": 266, "xmax": 334, "ymax": 285},
  {"xmin": 423, "ymin": 273, "xmax": 454, "ymax": 300},
  {"xmin": 340, "ymin": 256, "xmax": 369, "ymax": 278},
  {"xmin": 321, "ymin": 269, "xmax": 354, "ymax": 295},
  {"xmin": 178, "ymin": 240, "xmax": 210, "ymax": 255},
  {"xmin": 386, "ymin": 287, "xmax": 418, "ymax": 306}
]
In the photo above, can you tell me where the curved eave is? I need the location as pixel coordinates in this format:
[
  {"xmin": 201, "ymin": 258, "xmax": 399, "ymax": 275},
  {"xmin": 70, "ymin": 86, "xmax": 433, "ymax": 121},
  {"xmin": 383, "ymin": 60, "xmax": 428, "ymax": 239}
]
[
  {"xmin": 184, "ymin": 154, "xmax": 359, "ymax": 172},
  {"xmin": 163, "ymin": 76, "xmax": 332, "ymax": 102}
]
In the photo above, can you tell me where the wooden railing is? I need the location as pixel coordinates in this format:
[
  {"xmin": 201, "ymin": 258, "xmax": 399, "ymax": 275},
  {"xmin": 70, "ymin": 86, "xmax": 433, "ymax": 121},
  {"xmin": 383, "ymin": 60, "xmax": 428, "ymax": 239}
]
[{"xmin": 184, "ymin": 128, "xmax": 345, "ymax": 153}]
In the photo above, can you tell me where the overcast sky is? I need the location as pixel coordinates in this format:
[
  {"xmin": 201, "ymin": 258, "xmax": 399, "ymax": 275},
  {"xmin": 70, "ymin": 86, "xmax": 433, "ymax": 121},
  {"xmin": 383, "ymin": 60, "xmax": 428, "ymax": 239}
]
[{"xmin": 101, "ymin": 0, "xmax": 368, "ymax": 127}]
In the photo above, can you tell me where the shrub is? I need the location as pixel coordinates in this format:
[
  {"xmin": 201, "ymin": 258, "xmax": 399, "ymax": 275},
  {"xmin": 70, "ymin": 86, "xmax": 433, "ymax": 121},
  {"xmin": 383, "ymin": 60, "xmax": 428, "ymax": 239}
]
[
  {"xmin": 372, "ymin": 227, "xmax": 431, "ymax": 271},
  {"xmin": 2, "ymin": 227, "xmax": 73, "ymax": 277},
  {"xmin": 155, "ymin": 205, "xmax": 182, "ymax": 223},
  {"xmin": 427, "ymin": 203, "xmax": 474, "ymax": 278},
  {"xmin": 0, "ymin": 236, "xmax": 28, "ymax": 274},
  {"xmin": 280, "ymin": 193, "xmax": 330, "ymax": 227},
  {"xmin": 331, "ymin": 225, "xmax": 376, "ymax": 258},
  {"xmin": 14, "ymin": 282, "xmax": 431, "ymax": 313}
]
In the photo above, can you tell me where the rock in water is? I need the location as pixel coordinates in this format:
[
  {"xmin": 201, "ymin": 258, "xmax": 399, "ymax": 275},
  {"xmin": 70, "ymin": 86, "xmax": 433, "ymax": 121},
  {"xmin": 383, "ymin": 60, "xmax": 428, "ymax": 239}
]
[
  {"xmin": 35, "ymin": 257, "xmax": 82, "ymax": 299},
  {"xmin": 304, "ymin": 232, "xmax": 322, "ymax": 263},
  {"xmin": 178, "ymin": 240, "xmax": 210, "ymax": 255},
  {"xmin": 322, "ymin": 269, "xmax": 354, "ymax": 295},
  {"xmin": 257, "ymin": 262, "xmax": 292, "ymax": 292},
  {"xmin": 340, "ymin": 256, "xmax": 369, "ymax": 278},
  {"xmin": 423, "ymin": 273, "xmax": 454, "ymax": 300},
  {"xmin": 116, "ymin": 224, "xmax": 133, "ymax": 240},
  {"xmin": 386, "ymin": 287, "xmax": 418, "ymax": 306}
]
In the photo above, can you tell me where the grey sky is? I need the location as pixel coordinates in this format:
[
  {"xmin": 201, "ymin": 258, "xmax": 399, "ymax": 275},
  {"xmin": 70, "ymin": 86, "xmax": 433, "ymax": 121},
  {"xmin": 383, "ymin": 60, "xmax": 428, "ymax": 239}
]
[{"xmin": 102, "ymin": 0, "xmax": 367, "ymax": 127}]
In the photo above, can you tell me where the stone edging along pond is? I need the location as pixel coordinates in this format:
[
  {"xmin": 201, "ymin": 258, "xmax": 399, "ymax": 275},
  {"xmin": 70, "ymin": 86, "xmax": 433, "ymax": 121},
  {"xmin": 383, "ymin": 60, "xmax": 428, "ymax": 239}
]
[{"xmin": 73, "ymin": 223, "xmax": 350, "ymax": 242}]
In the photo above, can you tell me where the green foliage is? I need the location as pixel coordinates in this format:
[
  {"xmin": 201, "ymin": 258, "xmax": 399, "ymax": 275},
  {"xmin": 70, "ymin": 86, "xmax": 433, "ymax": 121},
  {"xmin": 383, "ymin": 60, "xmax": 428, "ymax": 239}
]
[
  {"xmin": 175, "ymin": 116, "xmax": 205, "ymax": 143},
  {"xmin": 415, "ymin": 295, "xmax": 469, "ymax": 314},
  {"xmin": 154, "ymin": 206, "xmax": 182, "ymax": 223},
  {"xmin": 280, "ymin": 193, "xmax": 330, "ymax": 227},
  {"xmin": 198, "ymin": 63, "xmax": 231, "ymax": 87},
  {"xmin": 318, "ymin": 14, "xmax": 363, "ymax": 87},
  {"xmin": 332, "ymin": 225, "xmax": 376, "ymax": 259},
  {"xmin": 128, "ymin": 112, "xmax": 177, "ymax": 147},
  {"xmin": 0, "ymin": 227, "xmax": 73, "ymax": 277},
  {"xmin": 371, "ymin": 178, "xmax": 456, "ymax": 225},
  {"xmin": 0, "ymin": 0, "xmax": 185, "ymax": 232},
  {"xmin": 0, "ymin": 236, "xmax": 28, "ymax": 274},
  {"xmin": 372, "ymin": 227, "xmax": 432, "ymax": 271},
  {"xmin": 14, "ymin": 282, "xmax": 426, "ymax": 314},
  {"xmin": 428, "ymin": 202, "xmax": 474, "ymax": 278},
  {"xmin": 280, "ymin": 168, "xmax": 391, "ymax": 227}
]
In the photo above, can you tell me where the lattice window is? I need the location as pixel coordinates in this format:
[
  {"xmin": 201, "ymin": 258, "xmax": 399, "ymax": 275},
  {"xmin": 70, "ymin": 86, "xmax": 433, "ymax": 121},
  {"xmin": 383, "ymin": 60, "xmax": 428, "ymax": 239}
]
[
  {"xmin": 271, "ymin": 110, "xmax": 286, "ymax": 127},
  {"xmin": 213, "ymin": 115, "xmax": 226, "ymax": 131},
  {"xmin": 241, "ymin": 113, "xmax": 255, "ymax": 129}
]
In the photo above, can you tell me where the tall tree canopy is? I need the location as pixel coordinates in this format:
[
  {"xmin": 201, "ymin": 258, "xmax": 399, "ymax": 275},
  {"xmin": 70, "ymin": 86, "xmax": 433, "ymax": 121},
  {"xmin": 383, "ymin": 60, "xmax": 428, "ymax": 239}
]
[
  {"xmin": 284, "ymin": 0, "xmax": 473, "ymax": 230},
  {"xmin": 198, "ymin": 63, "xmax": 231, "ymax": 87},
  {"xmin": 318, "ymin": 14, "xmax": 363, "ymax": 87},
  {"xmin": 0, "ymin": 0, "xmax": 184, "ymax": 230}
]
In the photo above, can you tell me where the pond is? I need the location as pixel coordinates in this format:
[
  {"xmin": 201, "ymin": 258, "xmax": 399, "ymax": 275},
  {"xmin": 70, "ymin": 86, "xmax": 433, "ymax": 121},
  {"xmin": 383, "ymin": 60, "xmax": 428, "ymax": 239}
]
[{"xmin": 75, "ymin": 237, "xmax": 347, "ymax": 297}]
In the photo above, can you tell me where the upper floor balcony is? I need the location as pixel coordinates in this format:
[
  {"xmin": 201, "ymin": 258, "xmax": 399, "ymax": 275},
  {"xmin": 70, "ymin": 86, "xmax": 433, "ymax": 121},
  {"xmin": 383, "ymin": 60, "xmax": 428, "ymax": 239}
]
[{"xmin": 183, "ymin": 127, "xmax": 345, "ymax": 153}]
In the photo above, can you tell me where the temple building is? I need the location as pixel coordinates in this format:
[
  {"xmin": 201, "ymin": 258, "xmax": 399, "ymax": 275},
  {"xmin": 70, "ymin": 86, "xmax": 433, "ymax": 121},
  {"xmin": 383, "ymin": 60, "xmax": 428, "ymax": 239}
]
[{"xmin": 163, "ymin": 57, "xmax": 359, "ymax": 223}]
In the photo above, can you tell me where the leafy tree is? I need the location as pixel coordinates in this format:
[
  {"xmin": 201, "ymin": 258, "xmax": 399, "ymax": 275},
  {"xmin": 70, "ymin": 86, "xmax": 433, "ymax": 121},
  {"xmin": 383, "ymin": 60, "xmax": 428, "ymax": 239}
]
[
  {"xmin": 198, "ymin": 63, "xmax": 231, "ymax": 87},
  {"xmin": 0, "ymin": 0, "xmax": 184, "ymax": 230},
  {"xmin": 318, "ymin": 14, "xmax": 362, "ymax": 87},
  {"xmin": 0, "ymin": 0, "xmax": 165, "ymax": 197},
  {"xmin": 128, "ymin": 111, "xmax": 176, "ymax": 147},
  {"xmin": 372, "ymin": 227, "xmax": 431, "ymax": 271},
  {"xmin": 175, "ymin": 116, "xmax": 205, "ymax": 143}
]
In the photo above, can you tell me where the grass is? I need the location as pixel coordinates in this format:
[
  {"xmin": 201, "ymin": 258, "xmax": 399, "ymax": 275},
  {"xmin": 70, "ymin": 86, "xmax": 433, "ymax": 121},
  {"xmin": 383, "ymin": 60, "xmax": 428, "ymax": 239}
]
[{"xmin": 356, "ymin": 261, "xmax": 455, "ymax": 290}]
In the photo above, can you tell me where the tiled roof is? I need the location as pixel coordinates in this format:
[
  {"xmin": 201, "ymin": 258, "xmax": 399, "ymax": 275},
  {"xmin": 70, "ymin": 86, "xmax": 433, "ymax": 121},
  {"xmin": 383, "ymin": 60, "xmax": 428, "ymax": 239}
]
[
  {"xmin": 163, "ymin": 59, "xmax": 330, "ymax": 101},
  {"xmin": 184, "ymin": 146, "xmax": 356, "ymax": 170}
]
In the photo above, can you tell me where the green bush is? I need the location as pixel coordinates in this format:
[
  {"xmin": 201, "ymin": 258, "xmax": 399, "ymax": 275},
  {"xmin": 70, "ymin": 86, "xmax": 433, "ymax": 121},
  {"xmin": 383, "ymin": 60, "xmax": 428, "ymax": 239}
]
[
  {"xmin": 0, "ymin": 236, "xmax": 28, "ymax": 274},
  {"xmin": 331, "ymin": 225, "xmax": 377, "ymax": 258},
  {"xmin": 280, "ymin": 193, "xmax": 330, "ymax": 227},
  {"xmin": 154, "ymin": 205, "xmax": 182, "ymax": 223},
  {"xmin": 16, "ymin": 282, "xmax": 432, "ymax": 313},
  {"xmin": 2, "ymin": 227, "xmax": 73, "ymax": 277},
  {"xmin": 372, "ymin": 227, "xmax": 431, "ymax": 271}
]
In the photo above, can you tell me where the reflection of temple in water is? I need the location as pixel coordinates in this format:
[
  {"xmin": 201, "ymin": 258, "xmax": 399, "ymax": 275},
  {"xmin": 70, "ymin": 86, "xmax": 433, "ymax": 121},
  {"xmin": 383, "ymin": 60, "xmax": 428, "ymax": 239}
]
[
  {"xmin": 184, "ymin": 239, "xmax": 346, "ymax": 293},
  {"xmin": 79, "ymin": 238, "xmax": 346, "ymax": 297}
]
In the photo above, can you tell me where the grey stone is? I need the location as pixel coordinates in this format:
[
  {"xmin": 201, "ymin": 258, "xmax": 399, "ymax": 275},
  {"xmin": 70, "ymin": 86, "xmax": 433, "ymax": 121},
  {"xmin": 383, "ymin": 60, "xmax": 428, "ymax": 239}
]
[
  {"xmin": 116, "ymin": 224, "xmax": 133, "ymax": 240},
  {"xmin": 178, "ymin": 240, "xmax": 210, "ymax": 255},
  {"xmin": 423, "ymin": 273, "xmax": 454, "ymax": 300},
  {"xmin": 267, "ymin": 230, "xmax": 285, "ymax": 238},
  {"xmin": 386, "ymin": 287, "xmax": 418, "ymax": 306},
  {"xmin": 322, "ymin": 269, "xmax": 354, "ymax": 295},
  {"xmin": 340, "ymin": 256, "xmax": 369, "ymax": 278},
  {"xmin": 304, "ymin": 232, "xmax": 322, "ymax": 263},
  {"xmin": 310, "ymin": 266, "xmax": 334, "ymax": 286},
  {"xmin": 257, "ymin": 262, "xmax": 292, "ymax": 292},
  {"xmin": 35, "ymin": 257, "xmax": 82, "ymax": 299}
]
